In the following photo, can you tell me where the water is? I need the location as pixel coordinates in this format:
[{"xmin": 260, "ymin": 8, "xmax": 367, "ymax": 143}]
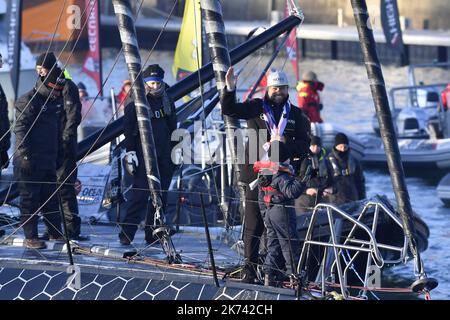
[{"xmin": 69, "ymin": 49, "xmax": 450, "ymax": 299}]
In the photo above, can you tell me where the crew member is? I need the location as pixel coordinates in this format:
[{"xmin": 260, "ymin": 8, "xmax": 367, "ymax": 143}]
[
  {"xmin": 119, "ymin": 64, "xmax": 177, "ymax": 245},
  {"xmin": 328, "ymin": 133, "xmax": 366, "ymax": 205},
  {"xmin": 14, "ymin": 67, "xmax": 65, "ymax": 249},
  {"xmin": 35, "ymin": 52, "xmax": 86, "ymax": 240},
  {"xmin": 295, "ymin": 135, "xmax": 333, "ymax": 214},
  {"xmin": 296, "ymin": 71, "xmax": 324, "ymax": 123}
]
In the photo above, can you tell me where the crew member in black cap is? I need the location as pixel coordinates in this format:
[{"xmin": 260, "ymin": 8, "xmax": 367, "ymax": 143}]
[
  {"xmin": 119, "ymin": 64, "xmax": 177, "ymax": 245},
  {"xmin": 295, "ymin": 135, "xmax": 333, "ymax": 213},
  {"xmin": 35, "ymin": 52, "xmax": 85, "ymax": 241},
  {"xmin": 0, "ymin": 53, "xmax": 11, "ymax": 178},
  {"xmin": 327, "ymin": 132, "xmax": 366, "ymax": 205},
  {"xmin": 14, "ymin": 67, "xmax": 66, "ymax": 249}
]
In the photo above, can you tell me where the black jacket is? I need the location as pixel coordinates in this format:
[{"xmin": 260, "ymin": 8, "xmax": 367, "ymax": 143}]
[
  {"xmin": 299, "ymin": 148, "xmax": 333, "ymax": 190},
  {"xmin": 258, "ymin": 169, "xmax": 306, "ymax": 213},
  {"xmin": 13, "ymin": 79, "xmax": 63, "ymax": 171},
  {"xmin": 124, "ymin": 87, "xmax": 177, "ymax": 162},
  {"xmin": 221, "ymin": 90, "xmax": 311, "ymax": 183},
  {"xmin": 60, "ymin": 79, "xmax": 82, "ymax": 158},
  {"xmin": 0, "ymin": 85, "xmax": 10, "ymax": 152},
  {"xmin": 327, "ymin": 148, "xmax": 366, "ymax": 205}
]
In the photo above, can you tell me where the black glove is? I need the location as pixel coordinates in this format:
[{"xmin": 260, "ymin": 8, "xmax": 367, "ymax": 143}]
[
  {"xmin": 319, "ymin": 103, "xmax": 323, "ymax": 111},
  {"xmin": 20, "ymin": 156, "xmax": 33, "ymax": 176},
  {"xmin": 1, "ymin": 151, "xmax": 9, "ymax": 169},
  {"xmin": 258, "ymin": 174, "xmax": 272, "ymax": 188}
]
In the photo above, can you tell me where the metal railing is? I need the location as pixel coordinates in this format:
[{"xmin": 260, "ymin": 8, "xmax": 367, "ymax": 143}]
[{"xmin": 297, "ymin": 199, "xmax": 409, "ymax": 300}]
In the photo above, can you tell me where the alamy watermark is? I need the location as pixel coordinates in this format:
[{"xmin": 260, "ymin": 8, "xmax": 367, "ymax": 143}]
[{"xmin": 170, "ymin": 121, "xmax": 285, "ymax": 166}]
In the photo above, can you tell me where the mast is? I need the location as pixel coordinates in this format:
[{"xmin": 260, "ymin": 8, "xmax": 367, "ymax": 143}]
[
  {"xmin": 200, "ymin": 0, "xmax": 246, "ymax": 223},
  {"xmin": 112, "ymin": 0, "xmax": 180, "ymax": 263},
  {"xmin": 350, "ymin": 0, "xmax": 437, "ymax": 293}
]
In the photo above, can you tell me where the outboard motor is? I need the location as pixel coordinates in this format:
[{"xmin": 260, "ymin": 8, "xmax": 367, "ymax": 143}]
[{"xmin": 396, "ymin": 107, "xmax": 429, "ymax": 138}]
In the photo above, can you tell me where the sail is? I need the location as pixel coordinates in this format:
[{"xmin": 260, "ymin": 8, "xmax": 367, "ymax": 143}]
[
  {"xmin": 82, "ymin": 0, "xmax": 103, "ymax": 95},
  {"xmin": 172, "ymin": 0, "xmax": 202, "ymax": 86},
  {"xmin": 6, "ymin": 0, "xmax": 23, "ymax": 100}
]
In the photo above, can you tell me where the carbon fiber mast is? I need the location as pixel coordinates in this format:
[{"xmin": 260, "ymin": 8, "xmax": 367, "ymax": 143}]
[
  {"xmin": 112, "ymin": 0, "xmax": 181, "ymax": 264},
  {"xmin": 351, "ymin": 0, "xmax": 437, "ymax": 293},
  {"xmin": 200, "ymin": 0, "xmax": 245, "ymax": 226}
]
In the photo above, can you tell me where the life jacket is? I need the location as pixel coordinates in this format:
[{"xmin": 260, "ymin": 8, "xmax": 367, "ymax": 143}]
[
  {"xmin": 296, "ymin": 81, "xmax": 324, "ymax": 123},
  {"xmin": 328, "ymin": 154, "xmax": 356, "ymax": 177},
  {"xmin": 442, "ymin": 84, "xmax": 450, "ymax": 111},
  {"xmin": 254, "ymin": 160, "xmax": 292, "ymax": 205}
]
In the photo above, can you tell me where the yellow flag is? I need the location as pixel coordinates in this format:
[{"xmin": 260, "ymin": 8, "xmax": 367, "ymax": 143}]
[{"xmin": 172, "ymin": 0, "xmax": 202, "ymax": 85}]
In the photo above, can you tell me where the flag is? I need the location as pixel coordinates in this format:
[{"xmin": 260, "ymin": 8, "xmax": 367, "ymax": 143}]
[
  {"xmin": 82, "ymin": 0, "xmax": 102, "ymax": 94},
  {"xmin": 7, "ymin": 0, "xmax": 23, "ymax": 99},
  {"xmin": 380, "ymin": 0, "xmax": 405, "ymax": 55},
  {"xmin": 285, "ymin": 0, "xmax": 300, "ymax": 103},
  {"xmin": 172, "ymin": 0, "xmax": 202, "ymax": 84}
]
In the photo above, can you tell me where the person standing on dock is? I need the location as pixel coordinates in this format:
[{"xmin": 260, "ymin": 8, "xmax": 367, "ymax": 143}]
[
  {"xmin": 328, "ymin": 133, "xmax": 366, "ymax": 205},
  {"xmin": 14, "ymin": 67, "xmax": 65, "ymax": 249},
  {"xmin": 0, "ymin": 53, "xmax": 11, "ymax": 178},
  {"xmin": 296, "ymin": 71, "xmax": 325, "ymax": 123},
  {"xmin": 222, "ymin": 67, "xmax": 310, "ymax": 284},
  {"xmin": 118, "ymin": 64, "xmax": 177, "ymax": 246},
  {"xmin": 295, "ymin": 135, "xmax": 333, "ymax": 214},
  {"xmin": 35, "ymin": 52, "xmax": 86, "ymax": 241}
]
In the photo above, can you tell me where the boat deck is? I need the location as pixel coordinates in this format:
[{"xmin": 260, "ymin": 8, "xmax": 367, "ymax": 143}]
[{"xmin": 0, "ymin": 221, "xmax": 311, "ymax": 300}]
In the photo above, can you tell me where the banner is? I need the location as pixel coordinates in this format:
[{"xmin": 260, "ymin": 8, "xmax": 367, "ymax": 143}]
[
  {"xmin": 7, "ymin": 0, "xmax": 23, "ymax": 99},
  {"xmin": 380, "ymin": 0, "xmax": 405, "ymax": 55},
  {"xmin": 172, "ymin": 0, "xmax": 202, "ymax": 83},
  {"xmin": 285, "ymin": 0, "xmax": 300, "ymax": 103},
  {"xmin": 83, "ymin": 0, "xmax": 102, "ymax": 95}
]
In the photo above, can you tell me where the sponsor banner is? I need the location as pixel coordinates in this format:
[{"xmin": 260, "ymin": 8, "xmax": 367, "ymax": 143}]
[
  {"xmin": 82, "ymin": 0, "xmax": 102, "ymax": 94},
  {"xmin": 380, "ymin": 0, "xmax": 405, "ymax": 55}
]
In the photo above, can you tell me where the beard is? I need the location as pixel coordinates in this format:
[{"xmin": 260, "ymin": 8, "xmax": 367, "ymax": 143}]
[{"xmin": 269, "ymin": 93, "xmax": 287, "ymax": 106}]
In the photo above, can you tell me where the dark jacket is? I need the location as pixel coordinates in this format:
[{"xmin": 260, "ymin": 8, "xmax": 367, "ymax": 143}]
[
  {"xmin": 13, "ymin": 79, "xmax": 63, "ymax": 171},
  {"xmin": 299, "ymin": 148, "xmax": 333, "ymax": 190},
  {"xmin": 0, "ymin": 85, "xmax": 10, "ymax": 152},
  {"xmin": 257, "ymin": 165, "xmax": 306, "ymax": 214},
  {"xmin": 328, "ymin": 148, "xmax": 366, "ymax": 205},
  {"xmin": 124, "ymin": 85, "xmax": 177, "ymax": 162},
  {"xmin": 60, "ymin": 79, "xmax": 82, "ymax": 158},
  {"xmin": 221, "ymin": 90, "xmax": 311, "ymax": 183}
]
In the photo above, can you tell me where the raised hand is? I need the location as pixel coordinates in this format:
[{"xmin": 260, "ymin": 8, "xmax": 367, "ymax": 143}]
[{"xmin": 225, "ymin": 66, "xmax": 237, "ymax": 91}]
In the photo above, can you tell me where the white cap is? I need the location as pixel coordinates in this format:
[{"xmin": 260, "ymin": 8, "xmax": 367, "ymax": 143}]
[{"xmin": 267, "ymin": 70, "xmax": 289, "ymax": 87}]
